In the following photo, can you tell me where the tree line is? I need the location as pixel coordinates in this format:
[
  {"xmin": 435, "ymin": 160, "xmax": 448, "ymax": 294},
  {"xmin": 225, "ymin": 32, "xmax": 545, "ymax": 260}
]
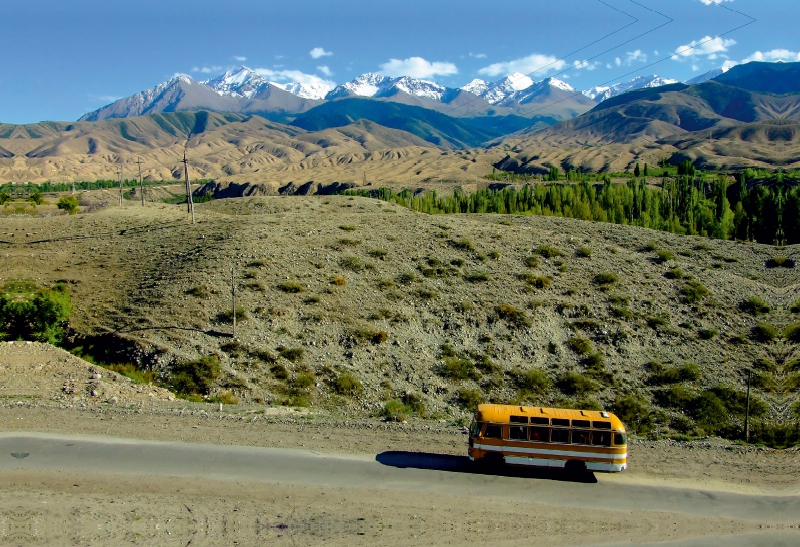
[{"xmin": 342, "ymin": 173, "xmax": 800, "ymax": 245}]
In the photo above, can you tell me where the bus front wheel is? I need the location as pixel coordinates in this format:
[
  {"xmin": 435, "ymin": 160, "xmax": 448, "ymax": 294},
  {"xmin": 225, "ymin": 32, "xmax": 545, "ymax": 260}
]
[{"xmin": 478, "ymin": 452, "xmax": 505, "ymax": 470}]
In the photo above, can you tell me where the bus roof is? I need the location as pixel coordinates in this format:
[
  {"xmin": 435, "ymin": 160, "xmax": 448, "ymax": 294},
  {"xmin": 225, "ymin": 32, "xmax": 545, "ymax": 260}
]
[{"xmin": 475, "ymin": 404, "xmax": 626, "ymax": 431}]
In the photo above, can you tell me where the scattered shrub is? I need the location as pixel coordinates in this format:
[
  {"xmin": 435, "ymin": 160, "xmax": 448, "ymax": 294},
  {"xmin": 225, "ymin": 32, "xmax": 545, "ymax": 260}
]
[
  {"xmin": 368, "ymin": 249, "xmax": 388, "ymax": 259},
  {"xmin": 649, "ymin": 362, "xmax": 700, "ymax": 385},
  {"xmin": 610, "ymin": 306, "xmax": 633, "ymax": 320},
  {"xmin": 214, "ymin": 391, "xmax": 239, "ymax": 405},
  {"xmin": 594, "ymin": 272, "xmax": 619, "ymax": 285},
  {"xmin": 455, "ymin": 388, "xmax": 486, "ymax": 411},
  {"xmin": 514, "ymin": 369, "xmax": 551, "ymax": 393},
  {"xmin": 335, "ymin": 372, "xmax": 363, "ymax": 397},
  {"xmin": 169, "ymin": 356, "xmax": 220, "ymax": 396},
  {"xmin": 331, "ymin": 276, "xmax": 347, "ymax": 286},
  {"xmin": 217, "ymin": 307, "xmax": 247, "ymax": 323},
  {"xmin": 291, "ymin": 372, "xmax": 315, "ymax": 392},
  {"xmin": 449, "ymin": 239, "xmax": 474, "ymax": 251},
  {"xmin": 382, "ymin": 399, "xmax": 411, "ymax": 421},
  {"xmin": 642, "ymin": 241, "xmax": 658, "ymax": 252},
  {"xmin": 646, "ymin": 315, "xmax": 669, "ymax": 329},
  {"xmin": 751, "ymin": 372, "xmax": 778, "ymax": 393},
  {"xmin": 494, "ymin": 304, "xmax": 531, "ymax": 328},
  {"xmin": 441, "ymin": 354, "xmax": 479, "ymax": 381},
  {"xmin": 653, "ymin": 384, "xmax": 695, "ymax": 410},
  {"xmin": 488, "ymin": 250, "xmax": 501, "ymax": 260},
  {"xmin": 523, "ymin": 255, "xmax": 539, "ymax": 268},
  {"xmin": 612, "ymin": 394, "xmax": 654, "ymax": 434},
  {"xmin": 415, "ymin": 288, "xmax": 437, "ymax": 300},
  {"xmin": 751, "ymin": 323, "xmax": 778, "ymax": 343},
  {"xmin": 277, "ymin": 281, "xmax": 304, "ymax": 293},
  {"xmin": 739, "ymin": 297, "xmax": 771, "ymax": 316},
  {"xmin": 790, "ymin": 300, "xmax": 800, "ymax": 314},
  {"xmin": 784, "ymin": 323, "xmax": 800, "ymax": 343},
  {"xmin": 247, "ymin": 259, "xmax": 268, "ymax": 268},
  {"xmin": 186, "ymin": 285, "xmax": 210, "ymax": 298},
  {"xmin": 566, "ymin": 336, "xmax": 593, "ymax": 355},
  {"xmin": 397, "ymin": 272, "xmax": 418, "ymax": 284},
  {"xmin": 681, "ymin": 280, "xmax": 709, "ymax": 304},
  {"xmin": 664, "ymin": 268, "xmax": 684, "ymax": 279},
  {"xmin": 655, "ymin": 249, "xmax": 675, "ymax": 264},
  {"xmin": 270, "ymin": 363, "xmax": 289, "ymax": 380},
  {"xmin": 557, "ymin": 371, "xmax": 598, "ymax": 395},
  {"xmin": 353, "ymin": 328, "xmax": 388, "ymax": 344},
  {"xmin": 689, "ymin": 391, "xmax": 729, "ymax": 430},
  {"xmin": 698, "ymin": 328, "xmax": 719, "ymax": 340},
  {"xmin": 450, "ymin": 258, "xmax": 465, "ymax": 267},
  {"xmin": 464, "ymin": 271, "xmax": 490, "ymax": 283},
  {"xmin": 303, "ymin": 295, "xmax": 321, "ymax": 304},
  {"xmin": 107, "ymin": 363, "xmax": 156, "ymax": 385},
  {"xmin": 576, "ymin": 246, "xmax": 592, "ymax": 258},
  {"xmin": 536, "ymin": 244, "xmax": 562, "ymax": 258},
  {"xmin": 519, "ymin": 273, "xmax": 552, "ymax": 288},
  {"xmin": 57, "ymin": 195, "xmax": 79, "ymax": 214},
  {"xmin": 278, "ymin": 346, "xmax": 305, "ymax": 362},
  {"xmin": 339, "ymin": 225, "xmax": 357, "ymax": 231},
  {"xmin": 340, "ymin": 256, "xmax": 366, "ymax": 271}
]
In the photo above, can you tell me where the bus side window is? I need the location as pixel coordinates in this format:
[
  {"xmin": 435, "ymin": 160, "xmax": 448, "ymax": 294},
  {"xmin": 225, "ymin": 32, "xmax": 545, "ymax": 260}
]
[
  {"xmin": 483, "ymin": 424, "xmax": 502, "ymax": 439},
  {"xmin": 551, "ymin": 428, "xmax": 570, "ymax": 443},
  {"xmin": 591, "ymin": 431, "xmax": 612, "ymax": 447},
  {"xmin": 572, "ymin": 430, "xmax": 591, "ymax": 445},
  {"xmin": 471, "ymin": 420, "xmax": 483, "ymax": 437},
  {"xmin": 508, "ymin": 426, "xmax": 527, "ymax": 440},
  {"xmin": 613, "ymin": 432, "xmax": 627, "ymax": 445},
  {"xmin": 529, "ymin": 426, "xmax": 550, "ymax": 442}
]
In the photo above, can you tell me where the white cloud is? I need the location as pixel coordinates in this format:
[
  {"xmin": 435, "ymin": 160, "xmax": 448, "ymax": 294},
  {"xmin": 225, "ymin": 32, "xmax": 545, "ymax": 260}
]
[
  {"xmin": 192, "ymin": 65, "xmax": 223, "ymax": 74},
  {"xmin": 254, "ymin": 68, "xmax": 335, "ymax": 89},
  {"xmin": 624, "ymin": 50, "xmax": 647, "ymax": 65},
  {"xmin": 722, "ymin": 59, "xmax": 739, "ymax": 70},
  {"xmin": 317, "ymin": 65, "xmax": 333, "ymax": 77},
  {"xmin": 698, "ymin": 0, "xmax": 733, "ymax": 4},
  {"xmin": 233, "ymin": 56, "xmax": 247, "ymax": 62},
  {"xmin": 573, "ymin": 60, "xmax": 600, "ymax": 71},
  {"xmin": 743, "ymin": 49, "xmax": 800, "ymax": 62},
  {"xmin": 692, "ymin": 64, "xmax": 700, "ymax": 71},
  {"xmin": 310, "ymin": 47, "xmax": 333, "ymax": 59},
  {"xmin": 615, "ymin": 57, "xmax": 622, "ymax": 67},
  {"xmin": 469, "ymin": 52, "xmax": 487, "ymax": 59},
  {"xmin": 380, "ymin": 56, "xmax": 458, "ymax": 78},
  {"xmin": 673, "ymin": 36, "xmax": 736, "ymax": 59},
  {"xmin": 172, "ymin": 72, "xmax": 192, "ymax": 79},
  {"xmin": 478, "ymin": 53, "xmax": 564, "ymax": 77}
]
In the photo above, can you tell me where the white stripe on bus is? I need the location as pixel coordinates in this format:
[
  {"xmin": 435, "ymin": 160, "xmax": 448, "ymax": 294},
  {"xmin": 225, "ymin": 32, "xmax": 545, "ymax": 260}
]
[
  {"xmin": 504, "ymin": 456, "xmax": 627, "ymax": 472},
  {"xmin": 474, "ymin": 443, "xmax": 627, "ymax": 462}
]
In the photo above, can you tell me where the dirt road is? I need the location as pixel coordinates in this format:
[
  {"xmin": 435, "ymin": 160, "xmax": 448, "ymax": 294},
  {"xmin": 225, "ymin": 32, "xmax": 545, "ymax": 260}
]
[{"xmin": 2, "ymin": 432, "xmax": 799, "ymax": 546}]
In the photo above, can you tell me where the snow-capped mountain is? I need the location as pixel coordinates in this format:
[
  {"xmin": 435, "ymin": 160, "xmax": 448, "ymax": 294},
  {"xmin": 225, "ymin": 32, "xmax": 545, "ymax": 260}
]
[
  {"xmin": 583, "ymin": 75, "xmax": 679, "ymax": 102},
  {"xmin": 685, "ymin": 66, "xmax": 729, "ymax": 85},
  {"xmin": 204, "ymin": 66, "xmax": 268, "ymax": 99},
  {"xmin": 326, "ymin": 73, "xmax": 449, "ymax": 102},
  {"xmin": 271, "ymin": 82, "xmax": 331, "ymax": 100},
  {"xmin": 462, "ymin": 72, "xmax": 535, "ymax": 104},
  {"xmin": 500, "ymin": 77, "xmax": 575, "ymax": 104}
]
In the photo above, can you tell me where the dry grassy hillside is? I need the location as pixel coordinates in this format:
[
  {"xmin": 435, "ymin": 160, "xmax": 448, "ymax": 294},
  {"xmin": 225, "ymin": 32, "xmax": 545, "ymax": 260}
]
[{"xmin": 3, "ymin": 195, "xmax": 799, "ymax": 442}]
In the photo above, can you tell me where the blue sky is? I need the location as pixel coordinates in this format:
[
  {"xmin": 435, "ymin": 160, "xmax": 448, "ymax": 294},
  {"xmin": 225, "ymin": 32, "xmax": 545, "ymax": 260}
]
[{"xmin": 2, "ymin": 0, "xmax": 797, "ymax": 123}]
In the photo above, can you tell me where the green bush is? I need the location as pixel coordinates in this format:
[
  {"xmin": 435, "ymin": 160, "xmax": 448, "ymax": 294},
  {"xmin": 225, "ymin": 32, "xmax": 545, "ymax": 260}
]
[
  {"xmin": 536, "ymin": 244, "xmax": 562, "ymax": 258},
  {"xmin": 339, "ymin": 225, "xmax": 357, "ymax": 231},
  {"xmin": 610, "ymin": 306, "xmax": 633, "ymax": 320},
  {"xmin": 455, "ymin": 388, "xmax": 486, "ymax": 411},
  {"xmin": 681, "ymin": 281, "xmax": 709, "ymax": 304},
  {"xmin": 514, "ymin": 369, "xmax": 551, "ymax": 393},
  {"xmin": 186, "ymin": 285, "xmax": 210, "ymax": 298},
  {"xmin": 57, "ymin": 195, "xmax": 79, "ymax": 214},
  {"xmin": 653, "ymin": 384, "xmax": 695, "ymax": 410},
  {"xmin": 576, "ymin": 246, "xmax": 592, "ymax": 258},
  {"xmin": 464, "ymin": 271, "xmax": 490, "ymax": 283},
  {"xmin": 594, "ymin": 272, "xmax": 619, "ymax": 285},
  {"xmin": 655, "ymin": 249, "xmax": 675, "ymax": 264},
  {"xmin": 340, "ymin": 256, "xmax": 366, "ymax": 271},
  {"xmin": 566, "ymin": 336, "xmax": 593, "ymax": 355},
  {"xmin": 277, "ymin": 282, "xmax": 304, "ymax": 293},
  {"xmin": 664, "ymin": 268, "xmax": 684, "ymax": 279},
  {"xmin": 557, "ymin": 371, "xmax": 598, "ymax": 395},
  {"xmin": 217, "ymin": 307, "xmax": 247, "ymax": 323},
  {"xmin": 790, "ymin": 300, "xmax": 800, "ymax": 314},
  {"xmin": 402, "ymin": 392, "xmax": 426, "ymax": 415},
  {"xmin": 397, "ymin": 272, "xmax": 418, "ymax": 284},
  {"xmin": 382, "ymin": 399, "xmax": 411, "ymax": 421},
  {"xmin": 766, "ymin": 257, "xmax": 795, "ymax": 268},
  {"xmin": 0, "ymin": 283, "xmax": 74, "ymax": 344},
  {"xmin": 270, "ymin": 363, "xmax": 289, "ymax": 379},
  {"xmin": 414, "ymin": 288, "xmax": 437, "ymax": 300},
  {"xmin": 0, "ymin": 191, "xmax": 10, "ymax": 205},
  {"xmin": 689, "ymin": 392, "xmax": 729, "ymax": 430},
  {"xmin": 494, "ymin": 304, "xmax": 531, "ymax": 328},
  {"xmin": 519, "ymin": 273, "xmax": 552, "ymax": 288},
  {"xmin": 739, "ymin": 297, "xmax": 771, "ymax": 316},
  {"xmin": 523, "ymin": 255, "xmax": 539, "ymax": 268},
  {"xmin": 353, "ymin": 328, "xmax": 388, "ymax": 344},
  {"xmin": 278, "ymin": 346, "xmax": 305, "ymax": 362},
  {"xmin": 698, "ymin": 328, "xmax": 718, "ymax": 340},
  {"xmin": 169, "ymin": 356, "xmax": 220, "ymax": 396},
  {"xmin": 784, "ymin": 323, "xmax": 800, "ymax": 343},
  {"xmin": 291, "ymin": 372, "xmax": 315, "ymax": 393},
  {"xmin": 334, "ymin": 372, "xmax": 363, "ymax": 397},
  {"xmin": 649, "ymin": 362, "xmax": 700, "ymax": 385},
  {"xmin": 449, "ymin": 239, "xmax": 474, "ymax": 251},
  {"xmin": 642, "ymin": 241, "xmax": 658, "ymax": 252},
  {"xmin": 612, "ymin": 394, "xmax": 654, "ymax": 435},
  {"xmin": 441, "ymin": 355, "xmax": 479, "ymax": 381},
  {"xmin": 751, "ymin": 323, "xmax": 778, "ymax": 342}
]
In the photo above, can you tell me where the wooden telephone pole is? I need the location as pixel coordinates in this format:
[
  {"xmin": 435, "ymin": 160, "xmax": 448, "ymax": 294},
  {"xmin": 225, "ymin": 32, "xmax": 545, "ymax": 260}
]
[
  {"xmin": 117, "ymin": 161, "xmax": 124, "ymax": 206},
  {"xmin": 744, "ymin": 369, "xmax": 752, "ymax": 443},
  {"xmin": 181, "ymin": 149, "xmax": 195, "ymax": 224},
  {"xmin": 230, "ymin": 265, "xmax": 237, "ymax": 339},
  {"xmin": 136, "ymin": 156, "xmax": 144, "ymax": 207}
]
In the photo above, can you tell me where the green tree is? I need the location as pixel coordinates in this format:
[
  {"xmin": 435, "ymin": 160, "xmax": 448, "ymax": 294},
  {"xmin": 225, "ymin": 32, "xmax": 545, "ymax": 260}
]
[
  {"xmin": 0, "ymin": 191, "xmax": 10, "ymax": 205},
  {"xmin": 57, "ymin": 195, "xmax": 79, "ymax": 214},
  {"xmin": 28, "ymin": 191, "xmax": 44, "ymax": 206},
  {"xmin": 634, "ymin": 163, "xmax": 641, "ymax": 177}
]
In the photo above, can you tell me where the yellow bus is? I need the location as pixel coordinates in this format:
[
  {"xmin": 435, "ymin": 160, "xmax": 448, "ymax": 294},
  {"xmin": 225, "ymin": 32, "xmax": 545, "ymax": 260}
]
[{"xmin": 468, "ymin": 404, "xmax": 628, "ymax": 473}]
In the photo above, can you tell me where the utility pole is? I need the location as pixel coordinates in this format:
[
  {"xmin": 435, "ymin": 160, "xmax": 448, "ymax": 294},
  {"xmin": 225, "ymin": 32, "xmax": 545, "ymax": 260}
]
[
  {"xmin": 181, "ymin": 149, "xmax": 195, "ymax": 224},
  {"xmin": 117, "ymin": 163, "xmax": 124, "ymax": 206},
  {"xmin": 136, "ymin": 156, "xmax": 144, "ymax": 207},
  {"xmin": 744, "ymin": 369, "xmax": 752, "ymax": 443},
  {"xmin": 231, "ymin": 265, "xmax": 237, "ymax": 339}
]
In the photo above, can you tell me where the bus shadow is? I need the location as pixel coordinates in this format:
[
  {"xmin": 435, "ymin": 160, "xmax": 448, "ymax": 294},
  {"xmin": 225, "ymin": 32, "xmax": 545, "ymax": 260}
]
[{"xmin": 375, "ymin": 451, "xmax": 597, "ymax": 484}]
